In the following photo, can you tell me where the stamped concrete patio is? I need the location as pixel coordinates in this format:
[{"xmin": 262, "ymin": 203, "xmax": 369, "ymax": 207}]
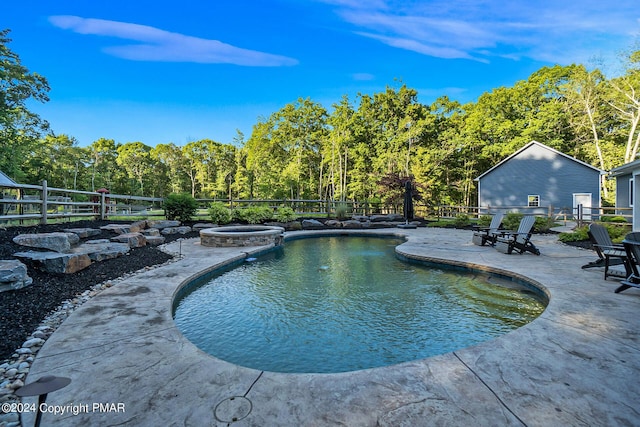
[{"xmin": 21, "ymin": 228, "xmax": 640, "ymax": 426}]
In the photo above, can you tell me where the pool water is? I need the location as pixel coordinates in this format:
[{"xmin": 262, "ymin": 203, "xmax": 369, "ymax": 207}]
[{"xmin": 173, "ymin": 236, "xmax": 546, "ymax": 373}]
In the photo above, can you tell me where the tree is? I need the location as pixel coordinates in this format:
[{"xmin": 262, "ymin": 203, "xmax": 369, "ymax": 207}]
[
  {"xmin": 606, "ymin": 50, "xmax": 640, "ymax": 164},
  {"xmin": 151, "ymin": 143, "xmax": 190, "ymax": 195},
  {"xmin": 0, "ymin": 29, "xmax": 50, "ymax": 181},
  {"xmin": 115, "ymin": 142, "xmax": 154, "ymax": 195},
  {"xmin": 87, "ymin": 138, "xmax": 121, "ymax": 191}
]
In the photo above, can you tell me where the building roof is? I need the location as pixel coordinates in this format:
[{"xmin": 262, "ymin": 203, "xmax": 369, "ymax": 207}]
[
  {"xmin": 474, "ymin": 140, "xmax": 604, "ymax": 181},
  {"xmin": 609, "ymin": 159, "xmax": 640, "ymax": 177},
  {"xmin": 0, "ymin": 170, "xmax": 17, "ymax": 186}
]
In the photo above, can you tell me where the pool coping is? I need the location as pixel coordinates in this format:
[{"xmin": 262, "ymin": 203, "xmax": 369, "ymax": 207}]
[{"xmin": 21, "ymin": 228, "xmax": 640, "ymax": 426}]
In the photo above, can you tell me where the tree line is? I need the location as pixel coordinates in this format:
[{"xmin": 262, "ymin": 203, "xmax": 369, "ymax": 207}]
[{"xmin": 2, "ymin": 28, "xmax": 640, "ymax": 207}]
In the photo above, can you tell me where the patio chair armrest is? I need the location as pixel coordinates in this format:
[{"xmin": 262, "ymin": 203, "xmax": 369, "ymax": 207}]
[{"xmin": 594, "ymin": 243, "xmax": 626, "ymax": 254}]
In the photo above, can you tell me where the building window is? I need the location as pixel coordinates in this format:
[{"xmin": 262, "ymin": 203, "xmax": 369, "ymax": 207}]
[
  {"xmin": 528, "ymin": 195, "xmax": 540, "ymax": 207},
  {"xmin": 630, "ymin": 178, "xmax": 634, "ymax": 207}
]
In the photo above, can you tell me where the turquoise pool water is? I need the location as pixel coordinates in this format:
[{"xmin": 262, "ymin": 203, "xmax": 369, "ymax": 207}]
[{"xmin": 173, "ymin": 236, "xmax": 547, "ymax": 373}]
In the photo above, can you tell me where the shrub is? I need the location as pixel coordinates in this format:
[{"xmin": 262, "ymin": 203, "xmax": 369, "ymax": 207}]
[
  {"xmin": 235, "ymin": 206, "xmax": 274, "ymax": 224},
  {"xmin": 502, "ymin": 212, "xmax": 524, "ymax": 231},
  {"xmin": 600, "ymin": 216, "xmax": 628, "ymax": 223},
  {"xmin": 274, "ymin": 207, "xmax": 297, "ymax": 222},
  {"xmin": 477, "ymin": 215, "xmax": 493, "ymax": 227},
  {"xmin": 335, "ymin": 203, "xmax": 350, "ymax": 220},
  {"xmin": 558, "ymin": 226, "xmax": 589, "ymax": 243},
  {"xmin": 208, "ymin": 202, "xmax": 232, "ymax": 224},
  {"xmin": 453, "ymin": 213, "xmax": 470, "ymax": 227},
  {"xmin": 534, "ymin": 216, "xmax": 555, "ymax": 233},
  {"xmin": 164, "ymin": 193, "xmax": 197, "ymax": 222},
  {"xmin": 604, "ymin": 222, "xmax": 630, "ymax": 242}
]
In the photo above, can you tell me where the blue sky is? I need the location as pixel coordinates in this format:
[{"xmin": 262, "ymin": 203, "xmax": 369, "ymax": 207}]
[{"xmin": 4, "ymin": 0, "xmax": 639, "ymax": 147}]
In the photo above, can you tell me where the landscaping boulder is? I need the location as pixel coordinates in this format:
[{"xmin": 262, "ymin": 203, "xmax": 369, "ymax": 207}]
[
  {"xmin": 0, "ymin": 260, "xmax": 32, "ymax": 292},
  {"xmin": 325, "ymin": 220, "xmax": 342, "ymax": 228},
  {"xmin": 147, "ymin": 220, "xmax": 180, "ymax": 230},
  {"xmin": 110, "ymin": 232, "xmax": 147, "ymax": 248},
  {"xmin": 100, "ymin": 224, "xmax": 131, "ymax": 234},
  {"xmin": 160, "ymin": 226, "xmax": 192, "ymax": 235},
  {"xmin": 14, "ymin": 251, "xmax": 92, "ymax": 274},
  {"xmin": 342, "ymin": 220, "xmax": 366, "ymax": 229},
  {"xmin": 72, "ymin": 241, "xmax": 131, "ymax": 261},
  {"xmin": 63, "ymin": 228, "xmax": 101, "ymax": 239},
  {"xmin": 144, "ymin": 236, "xmax": 166, "ymax": 246},
  {"xmin": 142, "ymin": 228, "xmax": 160, "ymax": 237},
  {"xmin": 301, "ymin": 219, "xmax": 325, "ymax": 229},
  {"xmin": 12, "ymin": 232, "xmax": 80, "ymax": 253},
  {"xmin": 129, "ymin": 220, "xmax": 148, "ymax": 233}
]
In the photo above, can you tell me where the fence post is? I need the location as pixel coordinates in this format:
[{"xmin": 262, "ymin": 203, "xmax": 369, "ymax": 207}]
[
  {"xmin": 577, "ymin": 204, "xmax": 583, "ymax": 227},
  {"xmin": 41, "ymin": 180, "xmax": 48, "ymax": 225},
  {"xmin": 100, "ymin": 191, "xmax": 106, "ymax": 220}
]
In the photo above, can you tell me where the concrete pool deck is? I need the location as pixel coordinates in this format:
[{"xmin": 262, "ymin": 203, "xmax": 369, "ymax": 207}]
[{"xmin": 21, "ymin": 228, "xmax": 640, "ymax": 426}]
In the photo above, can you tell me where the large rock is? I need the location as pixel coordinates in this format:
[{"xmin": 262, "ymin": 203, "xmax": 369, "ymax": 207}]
[
  {"xmin": 100, "ymin": 224, "xmax": 131, "ymax": 235},
  {"xmin": 142, "ymin": 228, "xmax": 160, "ymax": 237},
  {"xmin": 370, "ymin": 214, "xmax": 404, "ymax": 223},
  {"xmin": 12, "ymin": 232, "xmax": 80, "ymax": 253},
  {"xmin": 129, "ymin": 220, "xmax": 148, "ymax": 233},
  {"xmin": 110, "ymin": 233, "xmax": 147, "ymax": 248},
  {"xmin": 145, "ymin": 236, "xmax": 166, "ymax": 246},
  {"xmin": 147, "ymin": 220, "xmax": 180, "ymax": 230},
  {"xmin": 324, "ymin": 220, "xmax": 342, "ymax": 228},
  {"xmin": 0, "ymin": 260, "xmax": 33, "ymax": 292},
  {"xmin": 160, "ymin": 226, "xmax": 192, "ymax": 235},
  {"xmin": 14, "ymin": 251, "xmax": 92, "ymax": 274},
  {"xmin": 301, "ymin": 219, "xmax": 325, "ymax": 229},
  {"xmin": 63, "ymin": 228, "xmax": 102, "ymax": 239},
  {"xmin": 71, "ymin": 242, "xmax": 131, "ymax": 261},
  {"xmin": 342, "ymin": 220, "xmax": 366, "ymax": 229}
]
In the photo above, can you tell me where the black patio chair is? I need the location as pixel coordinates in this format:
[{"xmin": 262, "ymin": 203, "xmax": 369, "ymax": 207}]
[
  {"xmin": 494, "ymin": 215, "xmax": 540, "ymax": 255},
  {"xmin": 472, "ymin": 212, "xmax": 504, "ymax": 246},
  {"xmin": 583, "ymin": 223, "xmax": 627, "ymax": 280},
  {"xmin": 616, "ymin": 232, "xmax": 640, "ymax": 293}
]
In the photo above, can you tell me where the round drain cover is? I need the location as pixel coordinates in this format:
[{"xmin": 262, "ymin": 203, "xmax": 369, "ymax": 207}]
[{"xmin": 214, "ymin": 396, "xmax": 252, "ymax": 422}]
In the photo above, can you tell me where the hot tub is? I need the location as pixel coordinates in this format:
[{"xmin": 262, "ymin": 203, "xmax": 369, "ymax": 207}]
[{"xmin": 200, "ymin": 225, "xmax": 285, "ymax": 247}]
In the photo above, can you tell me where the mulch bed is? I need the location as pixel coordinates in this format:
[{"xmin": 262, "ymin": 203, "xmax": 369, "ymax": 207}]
[{"xmin": 0, "ymin": 220, "xmax": 199, "ymax": 360}]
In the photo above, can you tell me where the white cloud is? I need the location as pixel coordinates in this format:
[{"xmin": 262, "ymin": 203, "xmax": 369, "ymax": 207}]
[
  {"xmin": 324, "ymin": 0, "xmax": 640, "ymax": 64},
  {"xmin": 48, "ymin": 15, "xmax": 298, "ymax": 67}
]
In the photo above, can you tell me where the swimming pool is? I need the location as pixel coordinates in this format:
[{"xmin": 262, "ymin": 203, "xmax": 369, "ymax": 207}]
[{"xmin": 173, "ymin": 236, "xmax": 547, "ymax": 373}]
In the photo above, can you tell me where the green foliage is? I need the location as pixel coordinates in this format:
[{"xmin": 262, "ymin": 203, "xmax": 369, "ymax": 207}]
[
  {"xmin": 558, "ymin": 226, "xmax": 589, "ymax": 242},
  {"xmin": 477, "ymin": 215, "xmax": 493, "ymax": 227},
  {"xmin": 502, "ymin": 212, "xmax": 524, "ymax": 230},
  {"xmin": 600, "ymin": 215, "xmax": 628, "ymax": 223},
  {"xmin": 335, "ymin": 203, "xmax": 351, "ymax": 220},
  {"xmin": 164, "ymin": 193, "xmax": 197, "ymax": 222},
  {"xmin": 604, "ymin": 223, "xmax": 630, "ymax": 241},
  {"xmin": 0, "ymin": 29, "xmax": 51, "ymax": 182},
  {"xmin": 208, "ymin": 202, "xmax": 233, "ymax": 224},
  {"xmin": 234, "ymin": 206, "xmax": 274, "ymax": 224},
  {"xmin": 274, "ymin": 207, "xmax": 297, "ymax": 222},
  {"xmin": 558, "ymin": 222, "xmax": 631, "ymax": 243},
  {"xmin": 534, "ymin": 217, "xmax": 556, "ymax": 233},
  {"xmin": 453, "ymin": 213, "xmax": 470, "ymax": 227}
]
